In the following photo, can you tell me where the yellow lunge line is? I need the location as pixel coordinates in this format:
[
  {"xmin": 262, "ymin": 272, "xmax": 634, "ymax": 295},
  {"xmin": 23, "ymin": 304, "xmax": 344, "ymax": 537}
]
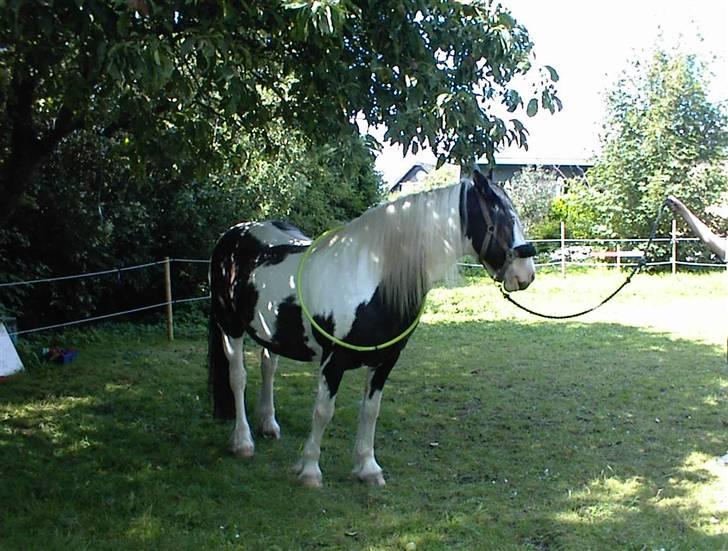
[{"xmin": 295, "ymin": 228, "xmax": 426, "ymax": 352}]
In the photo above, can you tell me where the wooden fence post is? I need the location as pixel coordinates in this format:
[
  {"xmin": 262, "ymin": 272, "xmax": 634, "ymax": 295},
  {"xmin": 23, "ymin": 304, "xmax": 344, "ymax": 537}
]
[
  {"xmin": 164, "ymin": 257, "xmax": 174, "ymax": 341},
  {"xmin": 560, "ymin": 220, "xmax": 566, "ymax": 278},
  {"xmin": 671, "ymin": 219, "xmax": 678, "ymax": 275}
]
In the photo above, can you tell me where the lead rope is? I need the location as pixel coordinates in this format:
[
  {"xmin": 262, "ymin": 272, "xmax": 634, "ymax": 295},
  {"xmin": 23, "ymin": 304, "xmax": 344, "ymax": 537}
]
[{"xmin": 499, "ymin": 200, "xmax": 669, "ymax": 320}]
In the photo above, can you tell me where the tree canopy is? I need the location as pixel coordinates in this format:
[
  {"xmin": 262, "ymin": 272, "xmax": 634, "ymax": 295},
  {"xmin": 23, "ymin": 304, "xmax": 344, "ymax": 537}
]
[
  {"xmin": 0, "ymin": 0, "xmax": 560, "ymax": 222},
  {"xmin": 582, "ymin": 46, "xmax": 727, "ymax": 238}
]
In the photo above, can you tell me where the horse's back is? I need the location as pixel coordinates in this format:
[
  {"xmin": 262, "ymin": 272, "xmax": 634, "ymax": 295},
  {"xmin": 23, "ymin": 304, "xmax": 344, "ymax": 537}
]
[{"xmin": 214, "ymin": 221, "xmax": 310, "ymax": 254}]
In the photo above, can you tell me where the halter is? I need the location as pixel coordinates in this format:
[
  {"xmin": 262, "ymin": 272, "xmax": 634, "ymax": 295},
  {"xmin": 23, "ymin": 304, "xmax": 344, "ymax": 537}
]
[{"xmin": 475, "ymin": 190, "xmax": 537, "ymax": 280}]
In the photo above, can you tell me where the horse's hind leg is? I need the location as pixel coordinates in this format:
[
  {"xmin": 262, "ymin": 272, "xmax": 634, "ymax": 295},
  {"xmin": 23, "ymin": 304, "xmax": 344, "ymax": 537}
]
[
  {"xmin": 256, "ymin": 348, "xmax": 281, "ymax": 439},
  {"xmin": 223, "ymin": 335, "xmax": 255, "ymax": 458}
]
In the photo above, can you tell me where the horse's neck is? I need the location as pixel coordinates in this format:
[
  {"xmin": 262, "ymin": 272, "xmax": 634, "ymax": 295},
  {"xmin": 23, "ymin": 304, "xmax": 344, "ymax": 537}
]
[
  {"xmin": 420, "ymin": 184, "xmax": 467, "ymax": 281},
  {"xmin": 370, "ymin": 184, "xmax": 466, "ymax": 313}
]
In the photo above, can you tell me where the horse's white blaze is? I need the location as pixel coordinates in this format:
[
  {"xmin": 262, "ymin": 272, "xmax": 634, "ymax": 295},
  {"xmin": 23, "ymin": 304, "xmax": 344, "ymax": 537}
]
[
  {"xmin": 502, "ymin": 216, "xmax": 536, "ymax": 292},
  {"xmin": 512, "ymin": 218, "xmax": 528, "ymax": 248}
]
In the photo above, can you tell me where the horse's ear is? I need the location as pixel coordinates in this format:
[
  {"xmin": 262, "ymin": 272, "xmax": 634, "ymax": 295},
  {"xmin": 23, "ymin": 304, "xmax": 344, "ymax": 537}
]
[{"xmin": 473, "ymin": 169, "xmax": 495, "ymax": 198}]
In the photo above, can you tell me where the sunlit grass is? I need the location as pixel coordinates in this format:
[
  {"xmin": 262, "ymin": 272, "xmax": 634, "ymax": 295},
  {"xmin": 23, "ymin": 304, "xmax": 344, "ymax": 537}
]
[{"xmin": 1, "ymin": 270, "xmax": 726, "ymax": 549}]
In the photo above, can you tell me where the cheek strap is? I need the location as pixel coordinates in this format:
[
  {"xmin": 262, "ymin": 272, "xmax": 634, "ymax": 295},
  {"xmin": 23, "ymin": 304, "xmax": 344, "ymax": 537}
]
[{"xmin": 476, "ymin": 193, "xmax": 496, "ymax": 260}]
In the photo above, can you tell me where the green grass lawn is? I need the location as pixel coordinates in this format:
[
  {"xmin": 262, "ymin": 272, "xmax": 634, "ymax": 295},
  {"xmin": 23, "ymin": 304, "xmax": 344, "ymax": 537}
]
[{"xmin": 1, "ymin": 270, "xmax": 726, "ymax": 550}]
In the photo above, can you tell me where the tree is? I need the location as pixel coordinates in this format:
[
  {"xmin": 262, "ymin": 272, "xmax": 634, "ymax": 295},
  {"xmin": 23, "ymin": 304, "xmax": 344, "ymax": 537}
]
[
  {"xmin": 0, "ymin": 0, "xmax": 560, "ymax": 223},
  {"xmin": 586, "ymin": 45, "xmax": 727, "ymax": 238},
  {"xmin": 502, "ymin": 166, "xmax": 561, "ymax": 237},
  {"xmin": 0, "ymin": 121, "xmax": 381, "ymax": 325}
]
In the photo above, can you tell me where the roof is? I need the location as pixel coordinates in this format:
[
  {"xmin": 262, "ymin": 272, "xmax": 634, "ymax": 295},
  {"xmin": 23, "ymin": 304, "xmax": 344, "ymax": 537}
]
[
  {"xmin": 483, "ymin": 156, "xmax": 595, "ymax": 167},
  {"xmin": 392, "ymin": 162, "xmax": 435, "ymax": 186}
]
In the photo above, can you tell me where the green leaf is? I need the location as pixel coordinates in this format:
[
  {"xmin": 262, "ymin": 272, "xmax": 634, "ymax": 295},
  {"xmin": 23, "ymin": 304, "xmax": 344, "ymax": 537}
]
[
  {"xmin": 116, "ymin": 11, "xmax": 130, "ymax": 37},
  {"xmin": 545, "ymin": 65, "xmax": 559, "ymax": 82},
  {"xmin": 527, "ymin": 98, "xmax": 538, "ymax": 117},
  {"xmin": 542, "ymin": 93, "xmax": 554, "ymax": 114},
  {"xmin": 504, "ymin": 89, "xmax": 520, "ymax": 112}
]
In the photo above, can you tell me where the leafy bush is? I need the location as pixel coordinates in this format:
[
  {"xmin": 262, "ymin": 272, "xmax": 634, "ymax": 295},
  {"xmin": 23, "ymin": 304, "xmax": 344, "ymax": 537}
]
[
  {"xmin": 0, "ymin": 127, "xmax": 381, "ymax": 330},
  {"xmin": 551, "ymin": 178, "xmax": 613, "ymax": 239},
  {"xmin": 502, "ymin": 166, "xmax": 562, "ymax": 238}
]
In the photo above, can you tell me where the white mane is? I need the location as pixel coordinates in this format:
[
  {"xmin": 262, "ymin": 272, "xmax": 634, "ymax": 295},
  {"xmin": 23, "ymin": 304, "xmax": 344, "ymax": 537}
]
[{"xmin": 316, "ymin": 183, "xmax": 466, "ymax": 317}]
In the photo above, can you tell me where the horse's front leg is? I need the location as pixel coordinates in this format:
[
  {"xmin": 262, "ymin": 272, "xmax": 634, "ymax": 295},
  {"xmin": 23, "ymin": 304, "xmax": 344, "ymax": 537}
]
[
  {"xmin": 223, "ymin": 335, "xmax": 255, "ymax": 458},
  {"xmin": 352, "ymin": 358, "xmax": 398, "ymax": 486},
  {"xmin": 294, "ymin": 355, "xmax": 343, "ymax": 488},
  {"xmin": 256, "ymin": 348, "xmax": 281, "ymax": 439}
]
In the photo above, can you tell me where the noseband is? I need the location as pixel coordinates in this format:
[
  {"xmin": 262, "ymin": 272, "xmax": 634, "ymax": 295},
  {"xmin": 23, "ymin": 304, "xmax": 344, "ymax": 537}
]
[{"xmin": 475, "ymin": 190, "xmax": 537, "ymax": 279}]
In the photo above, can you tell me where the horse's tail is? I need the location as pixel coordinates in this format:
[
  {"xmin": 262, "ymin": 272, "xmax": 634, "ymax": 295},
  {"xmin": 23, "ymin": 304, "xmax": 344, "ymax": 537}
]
[{"xmin": 208, "ymin": 308, "xmax": 236, "ymax": 419}]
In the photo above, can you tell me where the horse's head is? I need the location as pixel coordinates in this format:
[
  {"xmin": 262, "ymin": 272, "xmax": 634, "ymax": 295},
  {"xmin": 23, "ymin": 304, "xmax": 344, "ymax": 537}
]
[{"xmin": 464, "ymin": 170, "xmax": 536, "ymax": 292}]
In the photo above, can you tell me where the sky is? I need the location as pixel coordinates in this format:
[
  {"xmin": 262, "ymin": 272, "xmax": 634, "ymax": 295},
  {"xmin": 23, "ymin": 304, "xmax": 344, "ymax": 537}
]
[{"xmin": 372, "ymin": 0, "xmax": 728, "ymax": 186}]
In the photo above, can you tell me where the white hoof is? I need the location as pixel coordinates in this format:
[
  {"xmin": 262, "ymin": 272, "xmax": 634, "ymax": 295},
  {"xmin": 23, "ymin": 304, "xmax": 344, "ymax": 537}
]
[
  {"xmin": 232, "ymin": 443, "xmax": 255, "ymax": 458},
  {"xmin": 352, "ymin": 461, "xmax": 386, "ymax": 486},
  {"xmin": 257, "ymin": 418, "xmax": 281, "ymax": 439},
  {"xmin": 299, "ymin": 472, "xmax": 323, "ymax": 488},
  {"xmin": 294, "ymin": 460, "xmax": 323, "ymax": 488},
  {"xmin": 231, "ymin": 432, "xmax": 255, "ymax": 458},
  {"xmin": 357, "ymin": 470, "xmax": 386, "ymax": 486}
]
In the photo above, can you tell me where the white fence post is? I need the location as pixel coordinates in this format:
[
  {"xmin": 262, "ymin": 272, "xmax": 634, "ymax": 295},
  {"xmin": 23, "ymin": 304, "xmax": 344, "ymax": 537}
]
[
  {"xmin": 560, "ymin": 220, "xmax": 566, "ymax": 278},
  {"xmin": 671, "ymin": 219, "xmax": 678, "ymax": 275},
  {"xmin": 616, "ymin": 243, "xmax": 621, "ymax": 270}
]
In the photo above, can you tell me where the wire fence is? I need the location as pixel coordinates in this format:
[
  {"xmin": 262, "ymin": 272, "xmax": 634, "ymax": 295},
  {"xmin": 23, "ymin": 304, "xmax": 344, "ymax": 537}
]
[
  {"xmin": 529, "ymin": 232, "xmax": 727, "ymax": 273},
  {"xmin": 10, "ymin": 296, "xmax": 210, "ymax": 337},
  {"xmin": 457, "ymin": 236, "xmax": 727, "ymax": 271},
  {"xmin": 0, "ymin": 260, "xmax": 169, "ymax": 288},
  {"xmin": 1, "ymin": 232, "xmax": 726, "ymax": 339},
  {"xmin": 1, "ymin": 258, "xmax": 210, "ymax": 340}
]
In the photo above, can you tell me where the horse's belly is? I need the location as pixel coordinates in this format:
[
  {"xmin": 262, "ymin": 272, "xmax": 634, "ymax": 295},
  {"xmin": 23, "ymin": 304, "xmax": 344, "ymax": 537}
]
[
  {"xmin": 247, "ymin": 257, "xmax": 321, "ymax": 362},
  {"xmin": 247, "ymin": 300, "xmax": 319, "ymax": 362}
]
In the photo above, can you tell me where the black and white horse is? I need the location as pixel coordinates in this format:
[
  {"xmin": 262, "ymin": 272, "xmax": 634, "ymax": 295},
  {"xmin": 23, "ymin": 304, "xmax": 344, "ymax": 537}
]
[{"xmin": 208, "ymin": 170, "xmax": 536, "ymax": 487}]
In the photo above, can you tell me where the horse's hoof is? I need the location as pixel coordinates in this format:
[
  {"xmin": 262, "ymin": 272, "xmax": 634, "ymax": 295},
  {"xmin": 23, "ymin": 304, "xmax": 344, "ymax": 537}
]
[
  {"xmin": 232, "ymin": 444, "xmax": 255, "ymax": 458},
  {"xmin": 298, "ymin": 473, "xmax": 323, "ymax": 488},
  {"xmin": 357, "ymin": 471, "xmax": 386, "ymax": 487},
  {"xmin": 294, "ymin": 460, "xmax": 323, "ymax": 487},
  {"xmin": 353, "ymin": 461, "xmax": 386, "ymax": 486},
  {"xmin": 258, "ymin": 419, "xmax": 281, "ymax": 440}
]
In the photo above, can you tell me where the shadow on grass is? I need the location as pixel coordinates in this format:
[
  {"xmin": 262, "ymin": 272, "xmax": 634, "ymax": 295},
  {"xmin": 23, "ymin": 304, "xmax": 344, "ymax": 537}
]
[{"xmin": 0, "ymin": 320, "xmax": 726, "ymax": 549}]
